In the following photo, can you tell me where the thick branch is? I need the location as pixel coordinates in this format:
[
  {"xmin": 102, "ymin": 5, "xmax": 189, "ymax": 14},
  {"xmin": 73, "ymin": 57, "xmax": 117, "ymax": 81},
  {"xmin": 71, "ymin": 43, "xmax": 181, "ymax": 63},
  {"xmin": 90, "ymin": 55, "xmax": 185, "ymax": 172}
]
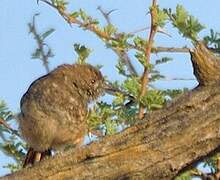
[{"xmin": 3, "ymin": 83, "xmax": 220, "ymax": 180}]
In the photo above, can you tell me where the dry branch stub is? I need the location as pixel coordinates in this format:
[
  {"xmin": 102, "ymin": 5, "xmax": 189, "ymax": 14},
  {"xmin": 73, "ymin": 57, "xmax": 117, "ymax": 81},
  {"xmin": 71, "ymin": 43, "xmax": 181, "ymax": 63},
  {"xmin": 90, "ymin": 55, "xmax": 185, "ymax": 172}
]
[{"xmin": 190, "ymin": 41, "xmax": 220, "ymax": 86}]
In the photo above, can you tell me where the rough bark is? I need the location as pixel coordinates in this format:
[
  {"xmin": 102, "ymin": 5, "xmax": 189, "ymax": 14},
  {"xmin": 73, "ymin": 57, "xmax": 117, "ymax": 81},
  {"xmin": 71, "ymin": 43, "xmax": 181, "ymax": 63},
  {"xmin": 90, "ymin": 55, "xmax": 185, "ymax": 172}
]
[
  {"xmin": 2, "ymin": 42, "xmax": 220, "ymax": 180},
  {"xmin": 191, "ymin": 42, "xmax": 220, "ymax": 85}
]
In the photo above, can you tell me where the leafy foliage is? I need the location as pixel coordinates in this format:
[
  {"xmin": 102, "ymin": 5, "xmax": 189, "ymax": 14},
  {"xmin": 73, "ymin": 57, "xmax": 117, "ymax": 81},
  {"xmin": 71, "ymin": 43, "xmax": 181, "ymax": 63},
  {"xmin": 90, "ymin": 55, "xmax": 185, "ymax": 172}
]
[
  {"xmin": 103, "ymin": 24, "xmax": 117, "ymax": 36},
  {"xmin": 155, "ymin": 57, "xmax": 172, "ymax": 65},
  {"xmin": 74, "ymin": 43, "xmax": 91, "ymax": 64},
  {"xmin": 164, "ymin": 5, "xmax": 205, "ymax": 41},
  {"xmin": 28, "ymin": 14, "xmax": 55, "ymax": 73},
  {"xmin": 204, "ymin": 29, "xmax": 220, "ymax": 53},
  {"xmin": 175, "ymin": 171, "xmax": 192, "ymax": 180},
  {"xmin": 0, "ymin": 101, "xmax": 26, "ymax": 172},
  {"xmin": 203, "ymin": 153, "xmax": 220, "ymax": 173},
  {"xmin": 154, "ymin": 6, "xmax": 168, "ymax": 27},
  {"xmin": 51, "ymin": 0, "xmax": 68, "ymax": 8}
]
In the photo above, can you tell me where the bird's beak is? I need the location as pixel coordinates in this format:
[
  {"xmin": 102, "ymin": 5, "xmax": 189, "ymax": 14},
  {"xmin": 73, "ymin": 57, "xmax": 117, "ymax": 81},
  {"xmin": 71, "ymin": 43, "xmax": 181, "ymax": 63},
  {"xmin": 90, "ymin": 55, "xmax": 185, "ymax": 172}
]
[
  {"xmin": 102, "ymin": 82, "xmax": 121, "ymax": 96},
  {"xmin": 102, "ymin": 82, "xmax": 112, "ymax": 92},
  {"xmin": 102, "ymin": 82, "xmax": 135, "ymax": 101}
]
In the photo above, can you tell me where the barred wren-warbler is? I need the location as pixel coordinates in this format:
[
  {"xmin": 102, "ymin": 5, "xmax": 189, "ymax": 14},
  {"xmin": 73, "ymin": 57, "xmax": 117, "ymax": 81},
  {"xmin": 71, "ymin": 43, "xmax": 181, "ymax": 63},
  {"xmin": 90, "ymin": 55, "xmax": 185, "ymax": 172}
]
[{"xmin": 19, "ymin": 64, "xmax": 104, "ymax": 166}]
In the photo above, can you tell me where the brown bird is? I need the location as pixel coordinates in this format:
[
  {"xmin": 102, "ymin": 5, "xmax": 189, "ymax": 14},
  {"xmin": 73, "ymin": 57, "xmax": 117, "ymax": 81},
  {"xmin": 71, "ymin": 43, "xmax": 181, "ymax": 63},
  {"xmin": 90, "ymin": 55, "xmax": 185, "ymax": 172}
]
[{"xmin": 18, "ymin": 64, "xmax": 104, "ymax": 167}]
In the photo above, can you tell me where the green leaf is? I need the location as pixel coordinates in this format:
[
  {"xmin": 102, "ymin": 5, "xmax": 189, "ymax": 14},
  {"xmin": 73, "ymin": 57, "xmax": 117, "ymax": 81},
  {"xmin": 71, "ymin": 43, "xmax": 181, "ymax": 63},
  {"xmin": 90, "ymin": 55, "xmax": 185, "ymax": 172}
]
[
  {"xmin": 165, "ymin": 4, "xmax": 205, "ymax": 41},
  {"xmin": 31, "ymin": 48, "xmax": 41, "ymax": 59},
  {"xmin": 70, "ymin": 12, "xmax": 79, "ymax": 18},
  {"xmin": 162, "ymin": 89, "xmax": 187, "ymax": 99},
  {"xmin": 90, "ymin": 19, "xmax": 99, "ymax": 25},
  {"xmin": 41, "ymin": 28, "xmax": 55, "ymax": 40},
  {"xmin": 103, "ymin": 24, "xmax": 117, "ymax": 36},
  {"xmin": 133, "ymin": 36, "xmax": 146, "ymax": 48},
  {"xmin": 155, "ymin": 7, "xmax": 168, "ymax": 27},
  {"xmin": 175, "ymin": 5, "xmax": 188, "ymax": 26},
  {"xmin": 3, "ymin": 163, "xmax": 22, "ymax": 173},
  {"xmin": 112, "ymin": 93, "xmax": 125, "ymax": 106},
  {"xmin": 0, "ymin": 101, "xmax": 13, "ymax": 121},
  {"xmin": 104, "ymin": 119, "xmax": 117, "ymax": 135},
  {"xmin": 175, "ymin": 171, "xmax": 191, "ymax": 180},
  {"xmin": 74, "ymin": 43, "xmax": 91, "ymax": 64},
  {"xmin": 123, "ymin": 77, "xmax": 140, "ymax": 97},
  {"xmin": 135, "ymin": 52, "xmax": 147, "ymax": 67},
  {"xmin": 79, "ymin": 9, "xmax": 89, "ymax": 21},
  {"xmin": 203, "ymin": 29, "xmax": 220, "ymax": 53},
  {"xmin": 140, "ymin": 90, "xmax": 165, "ymax": 111},
  {"xmin": 53, "ymin": 0, "xmax": 68, "ymax": 8},
  {"xmin": 155, "ymin": 57, "xmax": 173, "ymax": 65},
  {"xmin": 150, "ymin": 74, "xmax": 165, "ymax": 82},
  {"xmin": 115, "ymin": 61, "xmax": 127, "ymax": 77}
]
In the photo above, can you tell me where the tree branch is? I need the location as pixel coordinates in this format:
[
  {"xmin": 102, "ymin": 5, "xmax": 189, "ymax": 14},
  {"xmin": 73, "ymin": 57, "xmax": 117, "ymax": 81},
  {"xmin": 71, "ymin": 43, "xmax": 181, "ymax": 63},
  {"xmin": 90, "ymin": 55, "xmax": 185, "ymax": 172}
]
[
  {"xmin": 153, "ymin": 46, "xmax": 190, "ymax": 53},
  {"xmin": 3, "ymin": 82, "xmax": 220, "ymax": 180},
  {"xmin": 97, "ymin": 6, "xmax": 138, "ymax": 76},
  {"xmin": 138, "ymin": 0, "xmax": 158, "ymax": 119}
]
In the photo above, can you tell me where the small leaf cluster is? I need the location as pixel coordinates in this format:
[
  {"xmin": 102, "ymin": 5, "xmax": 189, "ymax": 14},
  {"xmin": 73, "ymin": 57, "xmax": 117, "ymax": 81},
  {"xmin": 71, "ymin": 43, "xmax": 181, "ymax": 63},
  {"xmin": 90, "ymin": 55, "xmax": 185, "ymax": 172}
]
[
  {"xmin": 133, "ymin": 36, "xmax": 146, "ymax": 50},
  {"xmin": 204, "ymin": 29, "xmax": 220, "ymax": 53},
  {"xmin": 154, "ymin": 6, "xmax": 168, "ymax": 28},
  {"xmin": 28, "ymin": 13, "xmax": 55, "ymax": 72},
  {"xmin": 164, "ymin": 5, "xmax": 205, "ymax": 41},
  {"xmin": 175, "ymin": 171, "xmax": 191, "ymax": 180},
  {"xmin": 88, "ymin": 102, "xmax": 118, "ymax": 135},
  {"xmin": 203, "ymin": 153, "xmax": 220, "ymax": 173},
  {"xmin": 69, "ymin": 9, "xmax": 99, "ymax": 27},
  {"xmin": 106, "ymin": 33, "xmax": 133, "ymax": 51},
  {"xmin": 0, "ymin": 101, "xmax": 13, "ymax": 137},
  {"xmin": 103, "ymin": 24, "xmax": 117, "ymax": 36},
  {"xmin": 74, "ymin": 43, "xmax": 91, "ymax": 64},
  {"xmin": 0, "ymin": 101, "xmax": 26, "ymax": 172},
  {"xmin": 52, "ymin": 0, "xmax": 68, "ymax": 10},
  {"xmin": 30, "ymin": 27, "xmax": 55, "ymax": 60}
]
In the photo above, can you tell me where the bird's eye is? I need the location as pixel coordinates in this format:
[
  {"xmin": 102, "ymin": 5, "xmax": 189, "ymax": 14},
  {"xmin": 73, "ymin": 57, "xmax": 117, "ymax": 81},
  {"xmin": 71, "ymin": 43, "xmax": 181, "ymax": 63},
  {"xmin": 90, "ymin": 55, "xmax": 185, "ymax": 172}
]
[{"xmin": 91, "ymin": 79, "xmax": 96, "ymax": 84}]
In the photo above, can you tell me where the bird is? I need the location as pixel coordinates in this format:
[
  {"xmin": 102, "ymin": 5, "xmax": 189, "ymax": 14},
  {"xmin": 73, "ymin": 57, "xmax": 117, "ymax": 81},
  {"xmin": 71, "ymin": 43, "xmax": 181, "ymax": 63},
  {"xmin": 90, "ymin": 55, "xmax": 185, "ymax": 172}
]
[{"xmin": 18, "ymin": 63, "xmax": 104, "ymax": 167}]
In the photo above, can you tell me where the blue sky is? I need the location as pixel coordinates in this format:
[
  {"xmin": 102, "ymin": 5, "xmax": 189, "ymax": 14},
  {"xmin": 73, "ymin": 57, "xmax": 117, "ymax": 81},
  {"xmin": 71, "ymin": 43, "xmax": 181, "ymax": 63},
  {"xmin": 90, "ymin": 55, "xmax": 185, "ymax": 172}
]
[{"xmin": 0, "ymin": 0, "xmax": 220, "ymax": 176}]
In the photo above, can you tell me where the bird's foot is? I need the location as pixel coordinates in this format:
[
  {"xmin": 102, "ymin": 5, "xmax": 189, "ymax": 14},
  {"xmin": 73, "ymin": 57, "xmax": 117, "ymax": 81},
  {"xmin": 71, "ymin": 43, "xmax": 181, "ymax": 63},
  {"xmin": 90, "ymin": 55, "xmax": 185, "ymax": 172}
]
[{"xmin": 23, "ymin": 148, "xmax": 52, "ymax": 168}]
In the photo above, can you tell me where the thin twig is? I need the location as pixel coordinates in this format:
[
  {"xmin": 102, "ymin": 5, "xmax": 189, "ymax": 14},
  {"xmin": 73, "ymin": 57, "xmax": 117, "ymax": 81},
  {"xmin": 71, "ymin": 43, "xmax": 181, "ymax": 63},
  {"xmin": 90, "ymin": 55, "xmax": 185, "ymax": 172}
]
[
  {"xmin": 157, "ymin": 27, "xmax": 172, "ymax": 37},
  {"xmin": 104, "ymin": 82, "xmax": 135, "ymax": 101},
  {"xmin": 28, "ymin": 14, "xmax": 51, "ymax": 73},
  {"xmin": 161, "ymin": 77, "xmax": 195, "ymax": 81},
  {"xmin": 39, "ymin": 0, "xmax": 56, "ymax": 8},
  {"xmin": 138, "ymin": 0, "xmax": 158, "ymax": 119},
  {"xmin": 97, "ymin": 6, "xmax": 116, "ymax": 25},
  {"xmin": 0, "ymin": 118, "xmax": 13, "ymax": 131},
  {"xmin": 153, "ymin": 46, "xmax": 190, "ymax": 53},
  {"xmin": 0, "ymin": 117, "xmax": 20, "ymax": 136},
  {"xmin": 128, "ymin": 27, "xmax": 150, "ymax": 35},
  {"xmin": 98, "ymin": 6, "xmax": 138, "ymax": 76}
]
